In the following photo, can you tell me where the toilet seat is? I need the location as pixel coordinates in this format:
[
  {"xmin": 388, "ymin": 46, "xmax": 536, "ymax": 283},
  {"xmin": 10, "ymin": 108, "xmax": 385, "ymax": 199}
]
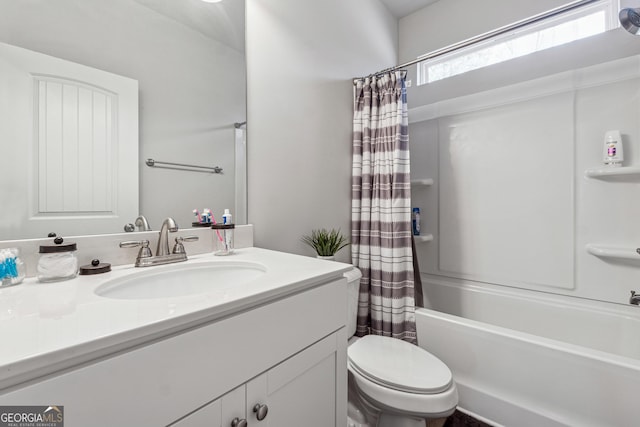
[
  {"xmin": 348, "ymin": 335, "xmax": 453, "ymax": 394},
  {"xmin": 347, "ymin": 335, "xmax": 458, "ymax": 417}
]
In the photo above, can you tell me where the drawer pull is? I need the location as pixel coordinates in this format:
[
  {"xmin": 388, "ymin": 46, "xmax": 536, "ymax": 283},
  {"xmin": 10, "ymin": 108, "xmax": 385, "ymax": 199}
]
[{"xmin": 253, "ymin": 403, "xmax": 269, "ymax": 421}]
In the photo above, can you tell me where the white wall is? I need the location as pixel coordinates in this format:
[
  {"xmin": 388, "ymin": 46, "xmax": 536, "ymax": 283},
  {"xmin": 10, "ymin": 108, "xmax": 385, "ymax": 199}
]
[
  {"xmin": 411, "ymin": 56, "xmax": 640, "ymax": 305},
  {"xmin": 245, "ymin": 0, "xmax": 397, "ymax": 261},
  {"xmin": 0, "ymin": 0, "xmax": 245, "ymax": 234}
]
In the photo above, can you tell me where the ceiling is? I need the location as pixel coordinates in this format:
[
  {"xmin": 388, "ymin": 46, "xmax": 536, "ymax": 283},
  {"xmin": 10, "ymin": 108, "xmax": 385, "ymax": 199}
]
[
  {"xmin": 132, "ymin": 0, "xmax": 245, "ymax": 52},
  {"xmin": 379, "ymin": 0, "xmax": 439, "ymax": 18},
  {"xmin": 130, "ymin": 0, "xmax": 436, "ymax": 53}
]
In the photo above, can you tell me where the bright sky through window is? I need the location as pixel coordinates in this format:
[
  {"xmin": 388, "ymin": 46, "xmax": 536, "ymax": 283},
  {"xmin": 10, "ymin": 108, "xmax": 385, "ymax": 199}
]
[{"xmin": 419, "ymin": 8, "xmax": 610, "ymax": 84}]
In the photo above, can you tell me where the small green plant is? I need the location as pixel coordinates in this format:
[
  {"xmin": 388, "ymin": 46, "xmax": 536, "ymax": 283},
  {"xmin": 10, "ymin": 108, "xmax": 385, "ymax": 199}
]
[{"xmin": 301, "ymin": 228, "xmax": 350, "ymax": 257}]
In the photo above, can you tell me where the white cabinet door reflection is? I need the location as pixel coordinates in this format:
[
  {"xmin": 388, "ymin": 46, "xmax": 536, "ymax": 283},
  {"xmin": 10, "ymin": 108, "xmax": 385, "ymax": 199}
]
[
  {"xmin": 36, "ymin": 77, "xmax": 115, "ymax": 214},
  {"xmin": 0, "ymin": 42, "xmax": 138, "ymax": 240}
]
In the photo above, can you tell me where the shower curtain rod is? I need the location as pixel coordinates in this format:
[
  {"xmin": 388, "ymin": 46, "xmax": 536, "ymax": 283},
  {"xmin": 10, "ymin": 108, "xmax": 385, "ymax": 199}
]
[{"xmin": 354, "ymin": 0, "xmax": 601, "ymax": 83}]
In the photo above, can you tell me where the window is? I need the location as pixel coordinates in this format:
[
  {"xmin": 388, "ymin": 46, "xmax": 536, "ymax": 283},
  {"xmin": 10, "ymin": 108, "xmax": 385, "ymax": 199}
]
[{"xmin": 417, "ymin": 1, "xmax": 620, "ymax": 85}]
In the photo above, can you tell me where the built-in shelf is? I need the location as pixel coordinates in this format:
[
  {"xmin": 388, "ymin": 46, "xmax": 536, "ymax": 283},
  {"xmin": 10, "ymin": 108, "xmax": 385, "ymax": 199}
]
[
  {"xmin": 414, "ymin": 234, "xmax": 434, "ymax": 243},
  {"xmin": 586, "ymin": 244, "xmax": 640, "ymax": 260},
  {"xmin": 411, "ymin": 178, "xmax": 434, "ymax": 186},
  {"xmin": 584, "ymin": 166, "xmax": 640, "ymax": 179}
]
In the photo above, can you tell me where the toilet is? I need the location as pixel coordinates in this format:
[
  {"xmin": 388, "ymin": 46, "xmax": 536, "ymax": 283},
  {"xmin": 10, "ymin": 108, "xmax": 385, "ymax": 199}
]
[{"xmin": 344, "ymin": 268, "xmax": 458, "ymax": 427}]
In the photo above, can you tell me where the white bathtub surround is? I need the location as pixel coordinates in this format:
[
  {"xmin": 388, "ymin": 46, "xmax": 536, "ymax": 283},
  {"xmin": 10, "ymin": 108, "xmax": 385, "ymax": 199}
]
[
  {"xmin": 409, "ymin": 54, "xmax": 640, "ymax": 306},
  {"xmin": 417, "ymin": 275, "xmax": 640, "ymax": 426},
  {"xmin": 352, "ymin": 72, "xmax": 417, "ymax": 342}
]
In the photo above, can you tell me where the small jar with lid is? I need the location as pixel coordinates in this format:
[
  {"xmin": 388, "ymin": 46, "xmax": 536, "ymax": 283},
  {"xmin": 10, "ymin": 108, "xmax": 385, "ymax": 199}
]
[{"xmin": 37, "ymin": 236, "xmax": 79, "ymax": 282}]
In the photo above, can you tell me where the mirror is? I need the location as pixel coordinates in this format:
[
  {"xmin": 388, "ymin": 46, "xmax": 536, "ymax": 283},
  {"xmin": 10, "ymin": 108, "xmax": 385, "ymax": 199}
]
[{"xmin": 0, "ymin": 0, "xmax": 246, "ymax": 241}]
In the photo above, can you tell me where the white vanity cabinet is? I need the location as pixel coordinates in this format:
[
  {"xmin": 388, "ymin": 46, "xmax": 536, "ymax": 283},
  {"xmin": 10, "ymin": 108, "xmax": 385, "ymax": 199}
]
[
  {"xmin": 0, "ymin": 276, "xmax": 348, "ymax": 427},
  {"xmin": 172, "ymin": 385, "xmax": 245, "ymax": 427},
  {"xmin": 174, "ymin": 331, "xmax": 342, "ymax": 427}
]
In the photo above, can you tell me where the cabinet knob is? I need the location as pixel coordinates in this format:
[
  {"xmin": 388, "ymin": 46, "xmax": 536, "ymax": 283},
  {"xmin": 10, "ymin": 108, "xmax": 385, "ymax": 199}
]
[
  {"xmin": 231, "ymin": 417, "xmax": 247, "ymax": 427},
  {"xmin": 253, "ymin": 403, "xmax": 269, "ymax": 421}
]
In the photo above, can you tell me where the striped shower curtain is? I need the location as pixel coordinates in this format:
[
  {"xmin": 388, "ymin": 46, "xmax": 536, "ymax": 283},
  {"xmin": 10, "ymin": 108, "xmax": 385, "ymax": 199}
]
[{"xmin": 351, "ymin": 71, "xmax": 417, "ymax": 344}]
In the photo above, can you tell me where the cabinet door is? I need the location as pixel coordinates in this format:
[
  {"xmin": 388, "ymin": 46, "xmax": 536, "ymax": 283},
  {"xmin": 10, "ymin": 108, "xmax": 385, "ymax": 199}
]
[
  {"xmin": 246, "ymin": 333, "xmax": 342, "ymax": 427},
  {"xmin": 171, "ymin": 385, "xmax": 245, "ymax": 427}
]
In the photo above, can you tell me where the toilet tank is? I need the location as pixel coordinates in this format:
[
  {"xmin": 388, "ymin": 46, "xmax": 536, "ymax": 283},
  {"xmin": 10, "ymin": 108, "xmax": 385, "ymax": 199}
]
[{"xmin": 344, "ymin": 267, "xmax": 362, "ymax": 338}]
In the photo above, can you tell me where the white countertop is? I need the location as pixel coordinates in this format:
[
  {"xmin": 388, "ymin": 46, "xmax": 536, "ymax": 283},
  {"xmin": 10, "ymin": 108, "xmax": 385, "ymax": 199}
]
[{"xmin": 0, "ymin": 247, "xmax": 352, "ymax": 391}]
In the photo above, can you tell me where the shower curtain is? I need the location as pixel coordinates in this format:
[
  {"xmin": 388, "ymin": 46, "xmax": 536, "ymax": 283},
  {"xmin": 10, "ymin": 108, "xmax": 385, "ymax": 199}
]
[{"xmin": 351, "ymin": 71, "xmax": 417, "ymax": 344}]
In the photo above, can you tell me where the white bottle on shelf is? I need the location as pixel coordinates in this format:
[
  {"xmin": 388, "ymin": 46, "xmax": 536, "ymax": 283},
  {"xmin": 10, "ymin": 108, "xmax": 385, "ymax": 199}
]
[{"xmin": 603, "ymin": 130, "xmax": 623, "ymax": 167}]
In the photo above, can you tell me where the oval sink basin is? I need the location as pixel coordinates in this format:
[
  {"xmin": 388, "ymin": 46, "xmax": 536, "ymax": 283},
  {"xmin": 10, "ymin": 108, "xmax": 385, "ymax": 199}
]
[{"xmin": 95, "ymin": 261, "xmax": 266, "ymax": 300}]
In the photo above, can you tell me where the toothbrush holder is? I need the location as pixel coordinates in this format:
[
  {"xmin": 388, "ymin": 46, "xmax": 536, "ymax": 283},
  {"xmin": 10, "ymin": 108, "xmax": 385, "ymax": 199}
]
[{"xmin": 211, "ymin": 224, "xmax": 235, "ymax": 256}]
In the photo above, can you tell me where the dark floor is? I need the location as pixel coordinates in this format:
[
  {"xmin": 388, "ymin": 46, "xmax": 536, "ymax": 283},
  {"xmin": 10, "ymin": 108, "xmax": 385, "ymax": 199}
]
[{"xmin": 444, "ymin": 410, "xmax": 492, "ymax": 427}]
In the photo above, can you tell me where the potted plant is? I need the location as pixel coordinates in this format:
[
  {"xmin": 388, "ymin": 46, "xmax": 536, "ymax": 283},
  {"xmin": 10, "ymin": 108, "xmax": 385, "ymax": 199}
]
[{"xmin": 301, "ymin": 228, "xmax": 350, "ymax": 260}]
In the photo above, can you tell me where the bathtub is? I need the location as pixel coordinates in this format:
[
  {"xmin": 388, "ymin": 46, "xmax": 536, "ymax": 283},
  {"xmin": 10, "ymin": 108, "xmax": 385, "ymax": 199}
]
[{"xmin": 415, "ymin": 275, "xmax": 640, "ymax": 427}]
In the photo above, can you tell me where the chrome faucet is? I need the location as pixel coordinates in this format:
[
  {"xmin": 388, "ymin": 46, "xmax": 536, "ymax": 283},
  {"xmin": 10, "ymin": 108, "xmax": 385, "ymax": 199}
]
[
  {"xmin": 156, "ymin": 217, "xmax": 178, "ymax": 257},
  {"xmin": 630, "ymin": 291, "xmax": 640, "ymax": 306},
  {"xmin": 120, "ymin": 217, "xmax": 199, "ymax": 267},
  {"xmin": 135, "ymin": 215, "xmax": 152, "ymax": 231}
]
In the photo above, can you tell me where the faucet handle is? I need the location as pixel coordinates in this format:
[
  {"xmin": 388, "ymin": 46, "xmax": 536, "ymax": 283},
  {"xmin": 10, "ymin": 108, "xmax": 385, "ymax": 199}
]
[
  {"xmin": 119, "ymin": 240, "xmax": 153, "ymax": 259},
  {"xmin": 172, "ymin": 236, "xmax": 199, "ymax": 255}
]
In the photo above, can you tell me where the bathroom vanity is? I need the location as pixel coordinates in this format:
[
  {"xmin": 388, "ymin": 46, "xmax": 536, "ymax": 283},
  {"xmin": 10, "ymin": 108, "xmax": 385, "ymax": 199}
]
[{"xmin": 0, "ymin": 248, "xmax": 350, "ymax": 426}]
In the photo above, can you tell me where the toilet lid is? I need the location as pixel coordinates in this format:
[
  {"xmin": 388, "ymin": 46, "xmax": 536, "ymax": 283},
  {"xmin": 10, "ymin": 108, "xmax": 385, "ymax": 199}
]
[{"xmin": 348, "ymin": 335, "xmax": 453, "ymax": 394}]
